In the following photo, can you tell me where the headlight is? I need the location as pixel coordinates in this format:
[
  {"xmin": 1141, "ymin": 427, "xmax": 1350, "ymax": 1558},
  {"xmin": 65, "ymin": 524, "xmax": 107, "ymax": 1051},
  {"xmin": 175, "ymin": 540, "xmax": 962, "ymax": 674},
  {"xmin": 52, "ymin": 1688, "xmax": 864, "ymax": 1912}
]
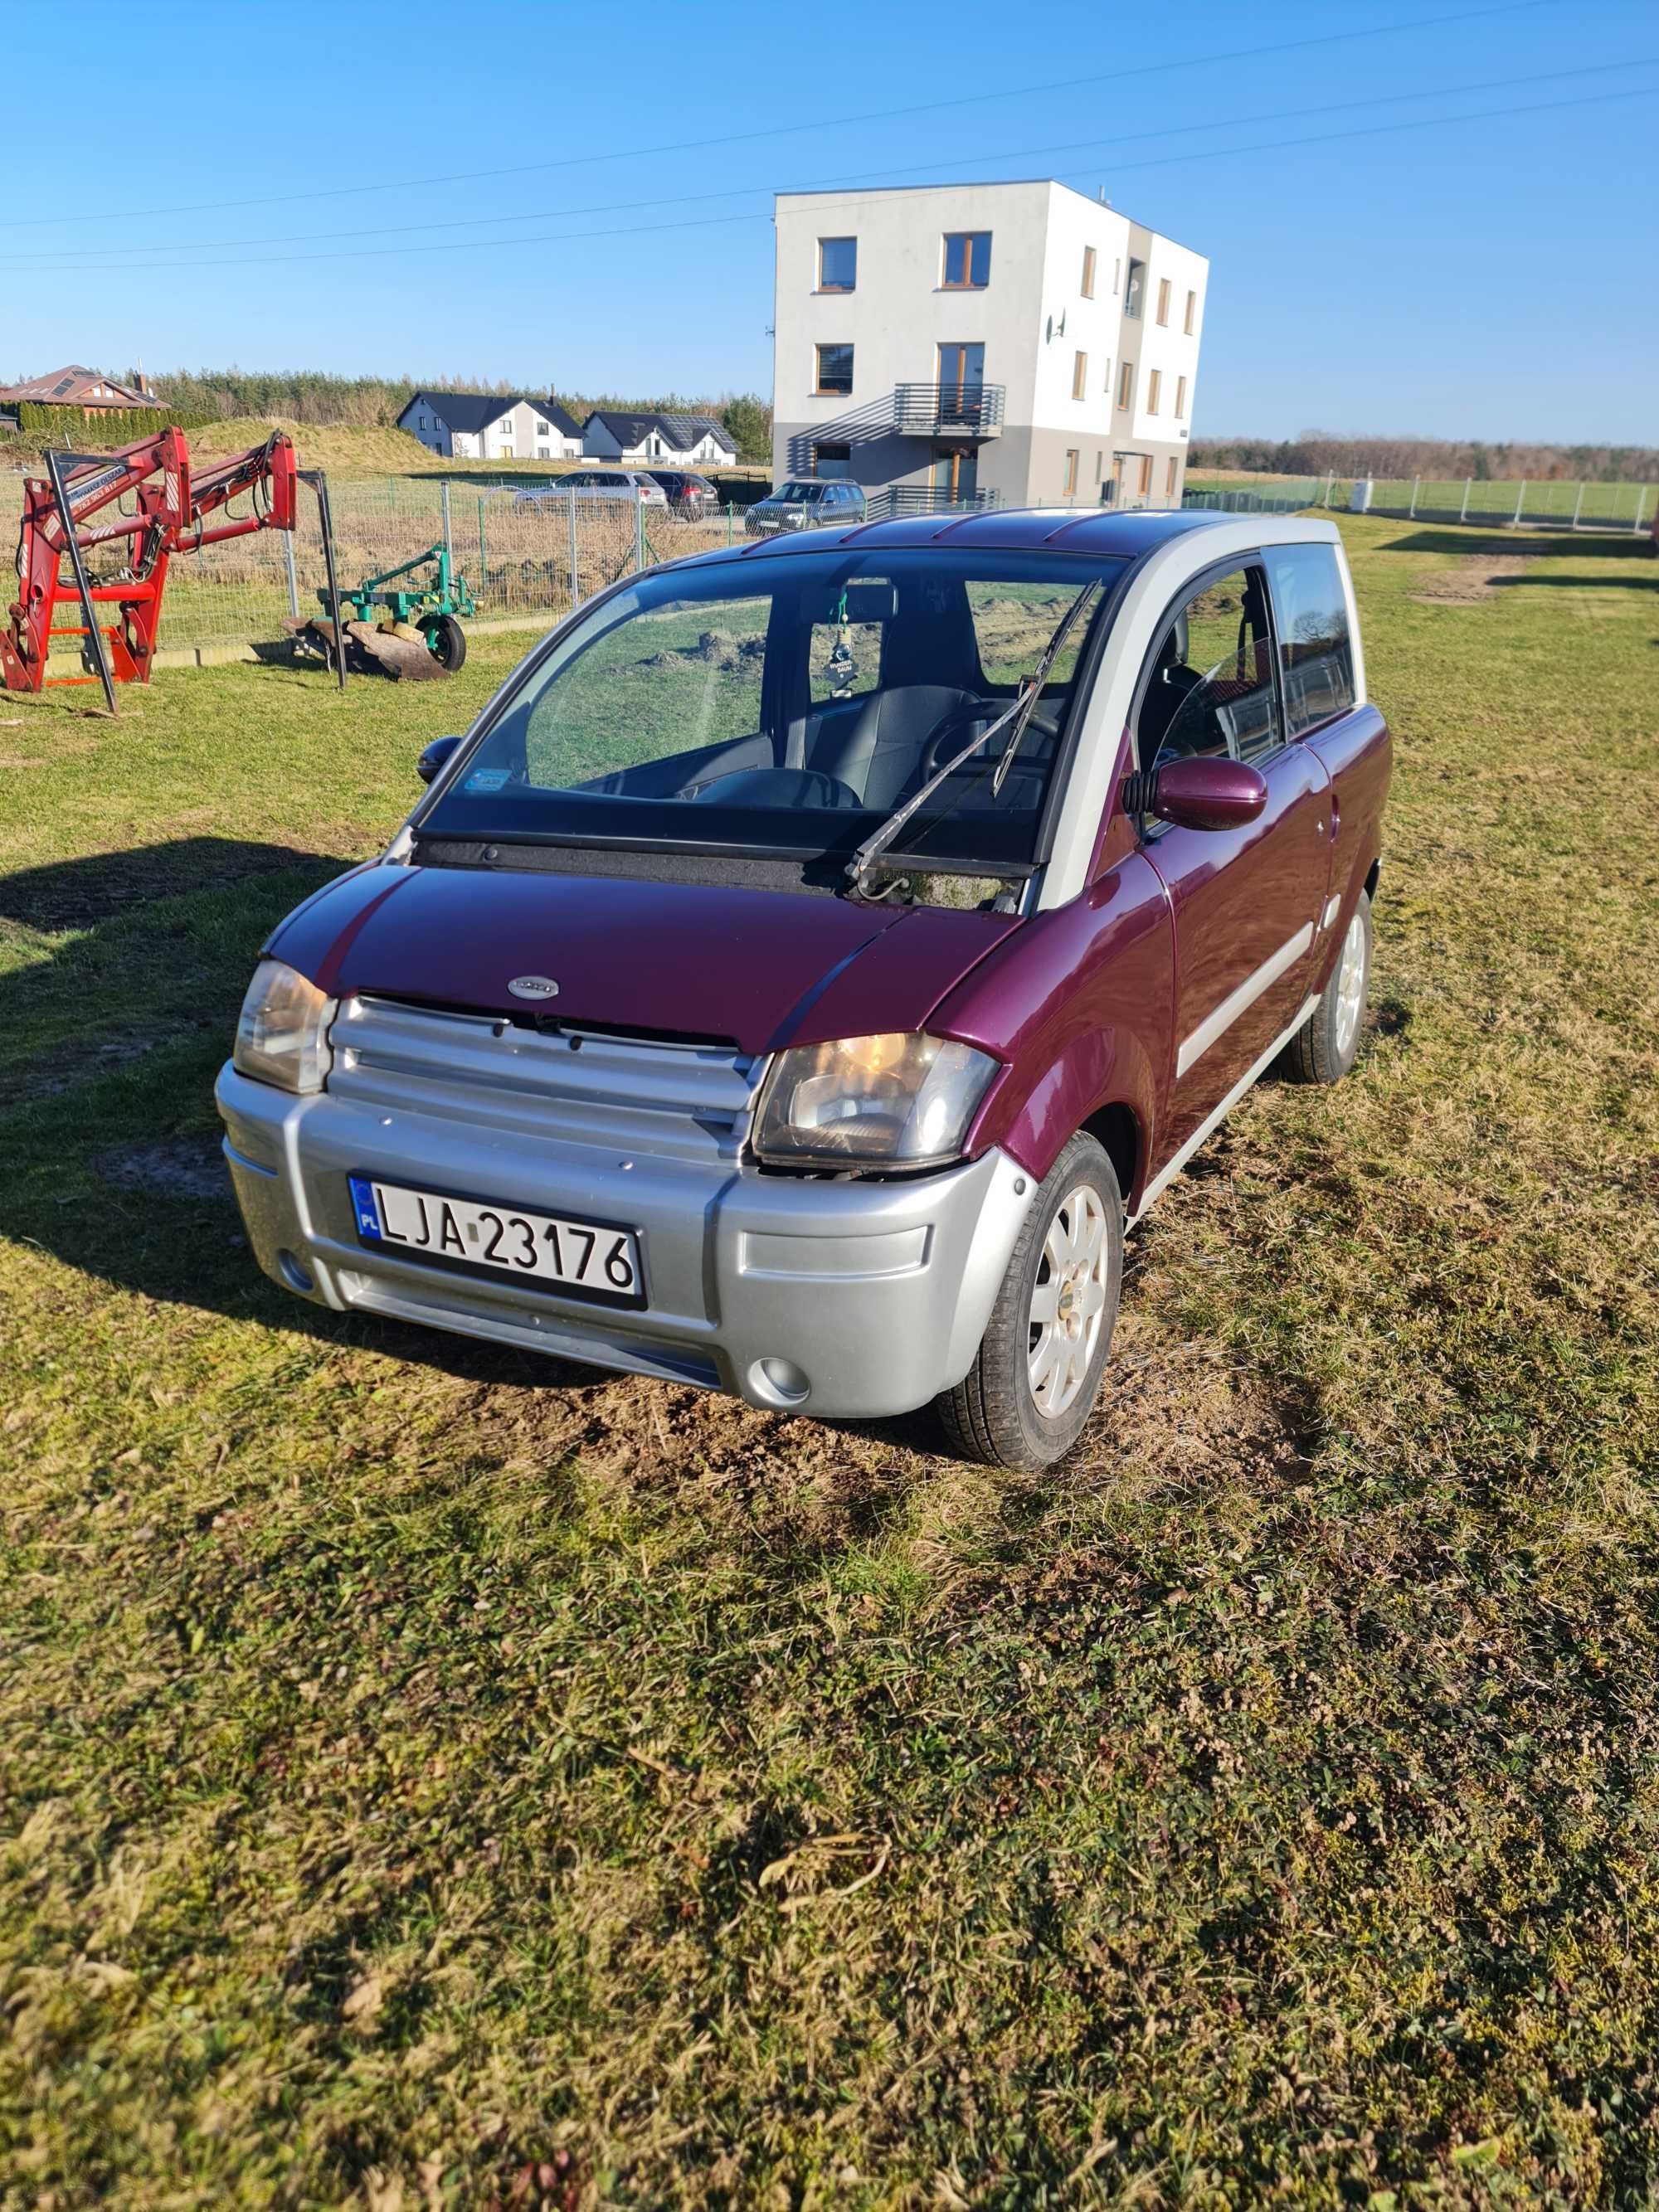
[
  {"xmin": 753, "ymin": 1033, "xmax": 998, "ymax": 1169},
  {"xmin": 232, "ymin": 960, "xmax": 337, "ymax": 1093}
]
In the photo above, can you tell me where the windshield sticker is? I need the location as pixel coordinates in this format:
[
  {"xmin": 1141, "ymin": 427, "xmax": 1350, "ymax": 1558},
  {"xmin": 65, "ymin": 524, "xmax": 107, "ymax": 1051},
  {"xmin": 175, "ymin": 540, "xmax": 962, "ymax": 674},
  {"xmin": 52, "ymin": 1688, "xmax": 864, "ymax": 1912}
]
[{"xmin": 464, "ymin": 767, "xmax": 511, "ymax": 793}]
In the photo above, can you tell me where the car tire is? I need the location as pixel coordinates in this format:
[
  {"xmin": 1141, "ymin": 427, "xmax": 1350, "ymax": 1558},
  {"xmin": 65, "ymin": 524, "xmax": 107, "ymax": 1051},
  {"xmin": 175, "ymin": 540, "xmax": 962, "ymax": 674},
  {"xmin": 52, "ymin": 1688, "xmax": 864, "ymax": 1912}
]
[
  {"xmin": 1282, "ymin": 888, "xmax": 1372, "ymax": 1084},
  {"xmin": 426, "ymin": 615, "xmax": 467, "ymax": 672},
  {"xmin": 934, "ymin": 1133, "xmax": 1122, "ymax": 1471}
]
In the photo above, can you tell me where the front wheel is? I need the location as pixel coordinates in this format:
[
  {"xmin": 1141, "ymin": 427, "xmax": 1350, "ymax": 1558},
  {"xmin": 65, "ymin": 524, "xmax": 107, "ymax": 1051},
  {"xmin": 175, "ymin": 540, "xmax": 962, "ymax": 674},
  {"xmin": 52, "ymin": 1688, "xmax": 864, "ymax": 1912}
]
[
  {"xmin": 1282, "ymin": 888, "xmax": 1372, "ymax": 1084},
  {"xmin": 426, "ymin": 614, "xmax": 467, "ymax": 671},
  {"xmin": 935, "ymin": 1132, "xmax": 1122, "ymax": 1470}
]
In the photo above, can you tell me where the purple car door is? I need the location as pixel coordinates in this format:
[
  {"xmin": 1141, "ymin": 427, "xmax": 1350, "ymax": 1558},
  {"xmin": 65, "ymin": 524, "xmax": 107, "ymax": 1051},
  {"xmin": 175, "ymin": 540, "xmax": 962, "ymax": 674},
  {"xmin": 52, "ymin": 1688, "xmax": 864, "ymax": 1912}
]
[{"xmin": 1130, "ymin": 557, "xmax": 1333, "ymax": 1156}]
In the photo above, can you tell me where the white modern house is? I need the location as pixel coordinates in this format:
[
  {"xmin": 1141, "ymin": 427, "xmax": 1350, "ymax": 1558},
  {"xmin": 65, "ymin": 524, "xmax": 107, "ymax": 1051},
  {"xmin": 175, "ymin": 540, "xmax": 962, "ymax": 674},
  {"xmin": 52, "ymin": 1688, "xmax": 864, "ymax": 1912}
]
[
  {"xmin": 771, "ymin": 181, "xmax": 1207, "ymax": 512},
  {"xmin": 397, "ymin": 392, "xmax": 585, "ymax": 461},
  {"xmin": 581, "ymin": 411, "xmax": 737, "ymax": 468}
]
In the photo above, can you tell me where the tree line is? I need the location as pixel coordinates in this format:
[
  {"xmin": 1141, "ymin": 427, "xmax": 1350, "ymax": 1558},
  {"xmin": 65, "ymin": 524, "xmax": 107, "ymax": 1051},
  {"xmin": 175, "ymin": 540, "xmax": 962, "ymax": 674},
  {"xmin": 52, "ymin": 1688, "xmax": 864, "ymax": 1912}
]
[
  {"xmin": 141, "ymin": 370, "xmax": 773, "ymax": 461},
  {"xmin": 1188, "ymin": 432, "xmax": 1657, "ymax": 484}
]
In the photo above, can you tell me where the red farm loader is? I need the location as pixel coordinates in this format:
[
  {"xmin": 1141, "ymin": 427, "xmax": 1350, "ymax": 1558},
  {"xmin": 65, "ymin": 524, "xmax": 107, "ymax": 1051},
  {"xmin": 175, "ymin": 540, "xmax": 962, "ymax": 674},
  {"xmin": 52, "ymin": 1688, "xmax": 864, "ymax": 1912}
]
[{"xmin": 0, "ymin": 426, "xmax": 345, "ymax": 713}]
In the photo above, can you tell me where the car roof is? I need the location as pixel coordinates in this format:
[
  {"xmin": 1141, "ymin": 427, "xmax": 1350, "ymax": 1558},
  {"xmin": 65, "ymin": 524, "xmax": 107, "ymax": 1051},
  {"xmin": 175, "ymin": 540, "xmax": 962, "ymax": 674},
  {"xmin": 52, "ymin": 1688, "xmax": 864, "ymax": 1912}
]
[{"xmin": 676, "ymin": 506, "xmax": 1340, "ymax": 566}]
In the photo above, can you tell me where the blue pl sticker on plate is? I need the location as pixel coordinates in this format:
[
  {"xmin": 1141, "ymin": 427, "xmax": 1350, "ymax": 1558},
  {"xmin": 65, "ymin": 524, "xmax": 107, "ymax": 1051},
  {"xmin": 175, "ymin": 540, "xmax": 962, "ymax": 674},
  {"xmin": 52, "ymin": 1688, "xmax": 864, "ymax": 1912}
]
[
  {"xmin": 348, "ymin": 1176, "xmax": 382, "ymax": 1240},
  {"xmin": 465, "ymin": 767, "xmax": 511, "ymax": 792}
]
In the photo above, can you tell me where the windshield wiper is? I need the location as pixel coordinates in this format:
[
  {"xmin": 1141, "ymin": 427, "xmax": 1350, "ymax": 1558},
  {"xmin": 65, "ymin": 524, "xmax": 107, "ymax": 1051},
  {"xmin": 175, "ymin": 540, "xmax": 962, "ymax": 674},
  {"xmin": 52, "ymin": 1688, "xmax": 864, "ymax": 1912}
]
[{"xmin": 845, "ymin": 577, "xmax": 1102, "ymax": 897}]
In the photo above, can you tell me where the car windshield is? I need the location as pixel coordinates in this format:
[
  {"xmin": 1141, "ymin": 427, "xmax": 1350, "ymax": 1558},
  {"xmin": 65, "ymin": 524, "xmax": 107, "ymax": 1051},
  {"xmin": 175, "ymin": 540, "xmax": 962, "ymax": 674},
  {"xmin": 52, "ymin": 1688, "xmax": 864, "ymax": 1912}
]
[
  {"xmin": 416, "ymin": 547, "xmax": 1127, "ymax": 872},
  {"xmin": 771, "ymin": 483, "xmax": 820, "ymax": 504}
]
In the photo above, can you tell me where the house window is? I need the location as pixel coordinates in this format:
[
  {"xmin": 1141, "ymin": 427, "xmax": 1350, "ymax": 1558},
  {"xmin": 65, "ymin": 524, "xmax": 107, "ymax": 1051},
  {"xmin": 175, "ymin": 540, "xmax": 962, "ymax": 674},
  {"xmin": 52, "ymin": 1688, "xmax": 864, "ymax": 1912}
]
[
  {"xmin": 537, "ymin": 445, "xmax": 550, "ymax": 458},
  {"xmin": 1146, "ymin": 370, "xmax": 1161, "ymax": 414},
  {"xmin": 1185, "ymin": 289, "xmax": 1198, "ymax": 334},
  {"xmin": 818, "ymin": 236, "xmax": 857, "ymax": 291},
  {"xmin": 1175, "ymin": 375, "xmax": 1187, "ymax": 419},
  {"xmin": 1117, "ymin": 360, "xmax": 1134, "ymax": 411},
  {"xmin": 1072, "ymin": 351, "xmax": 1088, "ymax": 401},
  {"xmin": 1137, "ymin": 455, "xmax": 1153, "ymax": 496},
  {"xmin": 1063, "ymin": 449, "xmax": 1079, "ymax": 497},
  {"xmin": 941, "ymin": 231, "xmax": 991, "ymax": 288},
  {"xmin": 1156, "ymin": 278, "xmax": 1171, "ymax": 326},
  {"xmin": 1166, "ymin": 455, "xmax": 1180, "ymax": 498},
  {"xmin": 1102, "ymin": 357, "xmax": 1112, "ymax": 396},
  {"xmin": 1113, "ymin": 258, "xmax": 1121, "ymax": 294},
  {"xmin": 815, "ymin": 343, "xmax": 854, "ymax": 396},
  {"xmin": 812, "ymin": 441, "xmax": 852, "ymax": 479},
  {"xmin": 1081, "ymin": 245, "xmax": 1096, "ymax": 298},
  {"xmin": 1095, "ymin": 449, "xmax": 1103, "ymax": 483},
  {"xmin": 1125, "ymin": 259, "xmax": 1145, "ymax": 318}
]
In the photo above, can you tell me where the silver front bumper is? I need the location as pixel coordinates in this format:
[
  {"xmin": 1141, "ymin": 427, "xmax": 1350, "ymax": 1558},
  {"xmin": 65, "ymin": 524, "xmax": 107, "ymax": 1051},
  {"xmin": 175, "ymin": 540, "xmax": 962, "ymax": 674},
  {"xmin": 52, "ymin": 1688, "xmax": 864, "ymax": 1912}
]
[{"xmin": 215, "ymin": 1055, "xmax": 1034, "ymax": 1420}]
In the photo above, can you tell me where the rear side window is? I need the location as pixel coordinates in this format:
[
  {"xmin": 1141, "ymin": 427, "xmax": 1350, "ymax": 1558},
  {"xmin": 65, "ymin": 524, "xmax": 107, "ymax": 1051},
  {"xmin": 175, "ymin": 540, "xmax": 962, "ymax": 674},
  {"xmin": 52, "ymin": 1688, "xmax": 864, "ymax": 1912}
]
[{"xmin": 1265, "ymin": 543, "xmax": 1355, "ymax": 734}]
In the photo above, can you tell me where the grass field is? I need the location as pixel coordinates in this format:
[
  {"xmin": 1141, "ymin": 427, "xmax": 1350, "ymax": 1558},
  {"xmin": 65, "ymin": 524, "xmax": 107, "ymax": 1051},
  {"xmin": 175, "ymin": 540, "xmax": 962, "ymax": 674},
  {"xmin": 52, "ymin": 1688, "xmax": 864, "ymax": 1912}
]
[{"xmin": 2, "ymin": 515, "xmax": 1657, "ymax": 2208}]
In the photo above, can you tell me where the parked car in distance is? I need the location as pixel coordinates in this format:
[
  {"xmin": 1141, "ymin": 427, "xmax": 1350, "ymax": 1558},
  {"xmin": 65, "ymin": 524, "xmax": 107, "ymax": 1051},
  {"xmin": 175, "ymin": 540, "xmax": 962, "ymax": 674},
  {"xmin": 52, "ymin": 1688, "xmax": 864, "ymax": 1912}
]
[
  {"xmin": 746, "ymin": 479, "xmax": 867, "ymax": 536},
  {"xmin": 515, "ymin": 469, "xmax": 668, "ymax": 509},
  {"xmin": 646, "ymin": 469, "xmax": 719, "ymax": 518},
  {"xmin": 219, "ymin": 510, "xmax": 1388, "ymax": 1470}
]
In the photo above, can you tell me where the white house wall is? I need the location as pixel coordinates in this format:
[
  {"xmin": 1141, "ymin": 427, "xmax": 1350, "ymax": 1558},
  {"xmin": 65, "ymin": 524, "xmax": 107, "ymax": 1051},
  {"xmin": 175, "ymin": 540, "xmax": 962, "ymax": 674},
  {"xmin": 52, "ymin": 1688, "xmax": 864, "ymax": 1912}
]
[{"xmin": 771, "ymin": 179, "xmax": 1206, "ymax": 511}]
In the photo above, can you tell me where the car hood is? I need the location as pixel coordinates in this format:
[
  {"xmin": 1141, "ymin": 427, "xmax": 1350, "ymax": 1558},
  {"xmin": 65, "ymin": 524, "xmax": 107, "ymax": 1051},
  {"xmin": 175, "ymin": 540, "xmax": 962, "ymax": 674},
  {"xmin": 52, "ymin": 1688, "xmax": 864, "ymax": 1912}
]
[{"xmin": 265, "ymin": 862, "xmax": 1019, "ymax": 1057}]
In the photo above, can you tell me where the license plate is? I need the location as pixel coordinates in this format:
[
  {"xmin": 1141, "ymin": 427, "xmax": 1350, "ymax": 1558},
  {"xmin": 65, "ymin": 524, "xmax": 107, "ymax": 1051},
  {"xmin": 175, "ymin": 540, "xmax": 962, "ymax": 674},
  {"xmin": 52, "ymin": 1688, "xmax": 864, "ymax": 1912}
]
[{"xmin": 349, "ymin": 1176, "xmax": 643, "ymax": 1303}]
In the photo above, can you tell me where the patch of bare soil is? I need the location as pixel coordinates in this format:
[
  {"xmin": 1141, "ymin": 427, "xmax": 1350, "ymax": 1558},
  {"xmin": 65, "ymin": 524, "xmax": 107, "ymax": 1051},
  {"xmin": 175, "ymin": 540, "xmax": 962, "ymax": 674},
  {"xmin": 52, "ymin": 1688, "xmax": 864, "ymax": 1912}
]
[
  {"xmin": 1408, "ymin": 553, "xmax": 1533, "ymax": 605},
  {"xmin": 97, "ymin": 1138, "xmax": 231, "ymax": 1203}
]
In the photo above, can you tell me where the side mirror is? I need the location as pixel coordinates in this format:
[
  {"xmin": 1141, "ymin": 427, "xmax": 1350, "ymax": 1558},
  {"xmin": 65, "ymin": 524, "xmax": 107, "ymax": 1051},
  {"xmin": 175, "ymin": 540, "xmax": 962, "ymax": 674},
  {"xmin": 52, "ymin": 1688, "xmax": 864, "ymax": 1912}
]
[
  {"xmin": 416, "ymin": 735, "xmax": 461, "ymax": 785},
  {"xmin": 1121, "ymin": 755, "xmax": 1267, "ymax": 833}
]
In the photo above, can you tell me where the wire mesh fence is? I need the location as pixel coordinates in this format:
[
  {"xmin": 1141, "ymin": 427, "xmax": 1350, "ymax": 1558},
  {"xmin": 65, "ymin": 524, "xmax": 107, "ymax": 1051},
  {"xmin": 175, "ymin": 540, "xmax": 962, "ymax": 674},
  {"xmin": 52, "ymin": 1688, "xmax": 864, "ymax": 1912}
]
[
  {"xmin": 5, "ymin": 461, "xmax": 1655, "ymax": 678},
  {"xmin": 1181, "ymin": 472, "xmax": 1655, "ymax": 530},
  {"xmin": 0, "ymin": 472, "xmax": 746, "ymax": 670}
]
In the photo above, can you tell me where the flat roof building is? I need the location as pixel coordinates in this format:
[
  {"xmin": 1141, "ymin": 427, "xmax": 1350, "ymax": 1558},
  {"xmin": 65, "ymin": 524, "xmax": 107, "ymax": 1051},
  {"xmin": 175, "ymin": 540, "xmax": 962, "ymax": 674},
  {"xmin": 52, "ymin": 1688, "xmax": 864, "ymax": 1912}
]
[{"xmin": 771, "ymin": 180, "xmax": 1207, "ymax": 515}]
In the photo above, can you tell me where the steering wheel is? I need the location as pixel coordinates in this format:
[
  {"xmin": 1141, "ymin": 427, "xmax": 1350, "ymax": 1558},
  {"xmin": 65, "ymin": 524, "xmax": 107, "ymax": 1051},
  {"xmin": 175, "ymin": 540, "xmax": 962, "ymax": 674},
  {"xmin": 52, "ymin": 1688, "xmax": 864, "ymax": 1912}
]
[
  {"xmin": 688, "ymin": 766, "xmax": 862, "ymax": 810},
  {"xmin": 918, "ymin": 698, "xmax": 997, "ymax": 780},
  {"xmin": 918, "ymin": 695, "xmax": 1064, "ymax": 782}
]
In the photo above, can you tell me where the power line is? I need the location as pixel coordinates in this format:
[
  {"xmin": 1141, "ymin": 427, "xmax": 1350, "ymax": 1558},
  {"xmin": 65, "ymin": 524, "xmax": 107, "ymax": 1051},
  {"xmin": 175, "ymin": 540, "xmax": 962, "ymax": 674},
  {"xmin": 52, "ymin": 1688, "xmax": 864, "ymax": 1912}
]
[
  {"xmin": 3, "ymin": 81, "xmax": 1651, "ymax": 277},
  {"xmin": 10, "ymin": 54, "xmax": 1647, "ymax": 268},
  {"xmin": 23, "ymin": 0, "xmax": 1571, "ymax": 230}
]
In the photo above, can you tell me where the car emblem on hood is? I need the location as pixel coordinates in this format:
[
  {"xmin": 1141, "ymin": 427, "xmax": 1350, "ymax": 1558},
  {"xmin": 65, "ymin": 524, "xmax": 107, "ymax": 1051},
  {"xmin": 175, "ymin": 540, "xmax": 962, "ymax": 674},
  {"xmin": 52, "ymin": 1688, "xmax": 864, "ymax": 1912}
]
[{"xmin": 508, "ymin": 975, "xmax": 560, "ymax": 1000}]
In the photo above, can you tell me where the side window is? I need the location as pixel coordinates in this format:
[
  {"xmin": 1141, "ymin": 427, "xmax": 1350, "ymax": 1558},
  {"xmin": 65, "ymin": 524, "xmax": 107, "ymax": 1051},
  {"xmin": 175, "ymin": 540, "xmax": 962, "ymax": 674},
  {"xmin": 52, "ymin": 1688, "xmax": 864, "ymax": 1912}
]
[
  {"xmin": 1136, "ymin": 565, "xmax": 1282, "ymax": 771},
  {"xmin": 1264, "ymin": 543, "xmax": 1355, "ymax": 734}
]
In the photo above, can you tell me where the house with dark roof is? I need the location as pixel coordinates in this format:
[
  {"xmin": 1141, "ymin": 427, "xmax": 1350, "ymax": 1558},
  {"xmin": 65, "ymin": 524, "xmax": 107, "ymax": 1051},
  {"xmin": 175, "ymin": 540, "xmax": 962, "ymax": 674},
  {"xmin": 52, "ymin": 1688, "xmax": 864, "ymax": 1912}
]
[
  {"xmin": 396, "ymin": 391, "xmax": 585, "ymax": 460},
  {"xmin": 581, "ymin": 411, "xmax": 737, "ymax": 468},
  {"xmin": 0, "ymin": 365, "xmax": 162, "ymax": 417}
]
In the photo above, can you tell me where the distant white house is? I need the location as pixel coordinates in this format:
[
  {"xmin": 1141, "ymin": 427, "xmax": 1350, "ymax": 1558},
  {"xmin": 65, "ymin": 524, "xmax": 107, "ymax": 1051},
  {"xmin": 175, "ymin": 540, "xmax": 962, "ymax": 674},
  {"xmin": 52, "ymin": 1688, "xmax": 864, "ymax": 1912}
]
[
  {"xmin": 581, "ymin": 411, "xmax": 737, "ymax": 468},
  {"xmin": 397, "ymin": 391, "xmax": 585, "ymax": 461}
]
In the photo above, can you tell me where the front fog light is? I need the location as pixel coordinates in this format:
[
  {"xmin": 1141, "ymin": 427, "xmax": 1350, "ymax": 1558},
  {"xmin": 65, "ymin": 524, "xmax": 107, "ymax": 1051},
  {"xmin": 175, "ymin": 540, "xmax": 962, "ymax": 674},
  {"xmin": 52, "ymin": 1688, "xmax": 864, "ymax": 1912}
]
[
  {"xmin": 232, "ymin": 960, "xmax": 337, "ymax": 1094},
  {"xmin": 753, "ymin": 1033, "xmax": 997, "ymax": 1169}
]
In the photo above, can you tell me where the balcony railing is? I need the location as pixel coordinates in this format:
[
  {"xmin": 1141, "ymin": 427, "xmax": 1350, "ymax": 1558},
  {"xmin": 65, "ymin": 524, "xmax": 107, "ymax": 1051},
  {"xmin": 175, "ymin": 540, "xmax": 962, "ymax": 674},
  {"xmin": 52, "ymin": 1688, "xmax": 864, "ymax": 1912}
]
[
  {"xmin": 864, "ymin": 485, "xmax": 1000, "ymax": 523},
  {"xmin": 891, "ymin": 382, "xmax": 1006, "ymax": 438}
]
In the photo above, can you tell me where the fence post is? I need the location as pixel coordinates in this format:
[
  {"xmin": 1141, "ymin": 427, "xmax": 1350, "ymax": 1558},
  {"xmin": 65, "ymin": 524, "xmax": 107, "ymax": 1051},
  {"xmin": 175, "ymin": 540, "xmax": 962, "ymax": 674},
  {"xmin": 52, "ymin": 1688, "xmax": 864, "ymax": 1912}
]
[
  {"xmin": 635, "ymin": 496, "xmax": 645, "ymax": 573},
  {"xmin": 283, "ymin": 527, "xmax": 300, "ymax": 620},
  {"xmin": 477, "ymin": 496, "xmax": 487, "ymax": 600},
  {"xmin": 1459, "ymin": 479, "xmax": 1471, "ymax": 523},
  {"xmin": 1408, "ymin": 475, "xmax": 1419, "ymax": 518},
  {"xmin": 1513, "ymin": 479, "xmax": 1526, "ymax": 526},
  {"xmin": 440, "ymin": 479, "xmax": 453, "ymax": 564},
  {"xmin": 1571, "ymin": 482, "xmax": 1585, "ymax": 530},
  {"xmin": 568, "ymin": 492, "xmax": 579, "ymax": 605},
  {"xmin": 1634, "ymin": 484, "xmax": 1651, "ymax": 537},
  {"xmin": 727, "ymin": 501, "xmax": 734, "ymax": 547}
]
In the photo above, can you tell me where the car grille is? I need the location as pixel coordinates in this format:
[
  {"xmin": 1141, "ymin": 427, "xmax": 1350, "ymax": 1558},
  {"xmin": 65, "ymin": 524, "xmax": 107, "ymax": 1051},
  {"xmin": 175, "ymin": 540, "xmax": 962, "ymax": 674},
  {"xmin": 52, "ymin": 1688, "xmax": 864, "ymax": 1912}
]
[{"xmin": 327, "ymin": 994, "xmax": 765, "ymax": 1164}]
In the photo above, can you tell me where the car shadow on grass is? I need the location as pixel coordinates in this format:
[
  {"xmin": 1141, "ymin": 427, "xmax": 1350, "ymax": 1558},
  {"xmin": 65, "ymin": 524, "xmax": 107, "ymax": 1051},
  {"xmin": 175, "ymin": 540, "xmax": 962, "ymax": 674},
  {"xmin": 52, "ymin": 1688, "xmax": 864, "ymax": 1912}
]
[
  {"xmin": 1381, "ymin": 527, "xmax": 1655, "ymax": 561},
  {"xmin": 0, "ymin": 838, "xmax": 360, "ymax": 1110}
]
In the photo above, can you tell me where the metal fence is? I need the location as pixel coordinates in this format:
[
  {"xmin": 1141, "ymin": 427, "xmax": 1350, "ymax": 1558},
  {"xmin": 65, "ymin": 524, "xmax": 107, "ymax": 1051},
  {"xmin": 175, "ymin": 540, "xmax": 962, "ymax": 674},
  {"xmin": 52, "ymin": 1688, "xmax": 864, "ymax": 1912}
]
[
  {"xmin": 1183, "ymin": 472, "xmax": 1656, "ymax": 532},
  {"xmin": 0, "ymin": 472, "xmax": 749, "ymax": 668},
  {"xmin": 1182, "ymin": 476, "xmax": 1327, "ymax": 515},
  {"xmin": 1354, "ymin": 476, "xmax": 1654, "ymax": 530}
]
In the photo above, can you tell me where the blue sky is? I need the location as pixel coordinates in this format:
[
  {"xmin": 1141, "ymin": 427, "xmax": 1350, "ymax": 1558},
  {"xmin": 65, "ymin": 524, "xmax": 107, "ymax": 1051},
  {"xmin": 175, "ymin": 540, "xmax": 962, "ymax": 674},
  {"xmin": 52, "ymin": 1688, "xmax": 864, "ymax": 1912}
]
[{"xmin": 7, "ymin": 0, "xmax": 1657, "ymax": 441}]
